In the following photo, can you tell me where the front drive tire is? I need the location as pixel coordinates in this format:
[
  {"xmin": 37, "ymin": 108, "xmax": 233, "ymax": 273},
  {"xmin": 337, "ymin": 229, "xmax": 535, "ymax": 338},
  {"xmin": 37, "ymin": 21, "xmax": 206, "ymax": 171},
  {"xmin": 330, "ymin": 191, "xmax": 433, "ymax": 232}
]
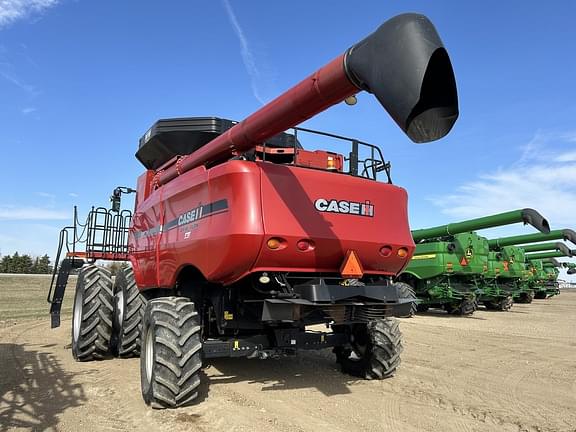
[
  {"xmin": 111, "ymin": 267, "xmax": 146, "ymax": 358},
  {"xmin": 140, "ymin": 297, "xmax": 202, "ymax": 409},
  {"xmin": 72, "ymin": 265, "xmax": 114, "ymax": 361},
  {"xmin": 334, "ymin": 318, "xmax": 403, "ymax": 380}
]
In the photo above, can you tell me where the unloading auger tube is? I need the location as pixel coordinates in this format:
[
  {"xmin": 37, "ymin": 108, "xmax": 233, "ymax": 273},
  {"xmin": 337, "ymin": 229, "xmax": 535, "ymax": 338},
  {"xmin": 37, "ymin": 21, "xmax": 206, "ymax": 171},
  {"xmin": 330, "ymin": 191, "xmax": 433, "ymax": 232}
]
[
  {"xmin": 520, "ymin": 242, "xmax": 573, "ymax": 255},
  {"xmin": 545, "ymin": 258, "xmax": 563, "ymax": 267},
  {"xmin": 152, "ymin": 13, "xmax": 458, "ymax": 186},
  {"xmin": 411, "ymin": 209, "xmax": 550, "ymax": 243},
  {"xmin": 526, "ymin": 249, "xmax": 576, "ymax": 260},
  {"xmin": 487, "ymin": 229, "xmax": 576, "ymax": 248}
]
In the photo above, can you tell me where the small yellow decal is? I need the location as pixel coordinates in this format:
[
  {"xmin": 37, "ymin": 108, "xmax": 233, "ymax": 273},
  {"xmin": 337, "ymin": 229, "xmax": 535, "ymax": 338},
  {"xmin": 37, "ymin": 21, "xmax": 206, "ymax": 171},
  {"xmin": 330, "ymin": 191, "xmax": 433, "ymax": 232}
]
[
  {"xmin": 224, "ymin": 311, "xmax": 234, "ymax": 320},
  {"xmin": 233, "ymin": 340, "xmax": 239, "ymax": 350},
  {"xmin": 411, "ymin": 254, "xmax": 437, "ymax": 260}
]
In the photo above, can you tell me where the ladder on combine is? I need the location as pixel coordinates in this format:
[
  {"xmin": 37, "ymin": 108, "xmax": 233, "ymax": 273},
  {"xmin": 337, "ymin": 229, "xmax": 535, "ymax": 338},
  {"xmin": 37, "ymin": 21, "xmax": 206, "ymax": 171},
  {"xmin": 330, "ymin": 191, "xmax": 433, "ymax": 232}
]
[{"xmin": 47, "ymin": 187, "xmax": 134, "ymax": 328}]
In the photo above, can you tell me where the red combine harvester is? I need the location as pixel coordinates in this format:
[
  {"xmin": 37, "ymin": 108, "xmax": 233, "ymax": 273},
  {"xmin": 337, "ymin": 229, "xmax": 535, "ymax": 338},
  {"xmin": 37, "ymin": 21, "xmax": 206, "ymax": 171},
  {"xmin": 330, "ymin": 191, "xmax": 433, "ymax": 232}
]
[{"xmin": 48, "ymin": 13, "xmax": 458, "ymax": 408}]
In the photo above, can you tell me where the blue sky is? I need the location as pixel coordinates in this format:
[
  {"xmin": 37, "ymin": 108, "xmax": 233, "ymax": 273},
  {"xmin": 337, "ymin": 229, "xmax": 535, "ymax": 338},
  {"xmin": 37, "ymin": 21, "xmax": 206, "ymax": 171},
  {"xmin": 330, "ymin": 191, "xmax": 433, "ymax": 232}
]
[{"xmin": 1, "ymin": 1, "xmax": 575, "ymax": 276}]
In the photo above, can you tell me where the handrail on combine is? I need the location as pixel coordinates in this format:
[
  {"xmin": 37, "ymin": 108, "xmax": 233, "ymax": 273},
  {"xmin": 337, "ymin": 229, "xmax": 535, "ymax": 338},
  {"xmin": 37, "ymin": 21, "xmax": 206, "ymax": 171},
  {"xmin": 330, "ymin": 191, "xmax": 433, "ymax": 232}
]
[{"xmin": 47, "ymin": 187, "xmax": 135, "ymax": 328}]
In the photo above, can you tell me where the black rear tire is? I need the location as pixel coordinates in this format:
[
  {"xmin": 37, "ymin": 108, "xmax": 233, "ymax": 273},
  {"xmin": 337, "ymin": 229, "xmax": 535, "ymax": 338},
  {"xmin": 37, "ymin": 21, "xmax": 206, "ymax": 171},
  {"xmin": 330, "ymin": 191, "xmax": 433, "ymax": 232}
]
[
  {"xmin": 395, "ymin": 282, "xmax": 417, "ymax": 317},
  {"xmin": 111, "ymin": 267, "xmax": 146, "ymax": 358},
  {"xmin": 497, "ymin": 296, "xmax": 513, "ymax": 311},
  {"xmin": 416, "ymin": 303, "xmax": 429, "ymax": 313},
  {"xmin": 140, "ymin": 297, "xmax": 202, "ymax": 409},
  {"xmin": 446, "ymin": 295, "xmax": 476, "ymax": 315},
  {"xmin": 334, "ymin": 318, "xmax": 402, "ymax": 380},
  {"xmin": 516, "ymin": 291, "xmax": 534, "ymax": 304},
  {"xmin": 484, "ymin": 295, "xmax": 513, "ymax": 311},
  {"xmin": 71, "ymin": 265, "xmax": 114, "ymax": 361}
]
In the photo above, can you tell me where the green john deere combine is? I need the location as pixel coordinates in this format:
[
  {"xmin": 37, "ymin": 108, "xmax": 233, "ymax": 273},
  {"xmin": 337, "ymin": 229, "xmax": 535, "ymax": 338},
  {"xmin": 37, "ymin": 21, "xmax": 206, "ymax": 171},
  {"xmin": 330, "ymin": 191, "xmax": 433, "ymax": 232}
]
[
  {"xmin": 486, "ymin": 229, "xmax": 576, "ymax": 302},
  {"xmin": 399, "ymin": 209, "xmax": 549, "ymax": 315},
  {"xmin": 526, "ymin": 249, "xmax": 575, "ymax": 298},
  {"xmin": 478, "ymin": 245, "xmax": 529, "ymax": 309}
]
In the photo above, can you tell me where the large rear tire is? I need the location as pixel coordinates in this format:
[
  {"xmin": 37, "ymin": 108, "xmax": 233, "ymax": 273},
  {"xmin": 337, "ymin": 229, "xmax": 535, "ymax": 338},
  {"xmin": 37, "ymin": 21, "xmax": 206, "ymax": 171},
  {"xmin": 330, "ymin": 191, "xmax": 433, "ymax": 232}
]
[
  {"xmin": 71, "ymin": 265, "xmax": 114, "ymax": 361},
  {"xmin": 534, "ymin": 290, "xmax": 547, "ymax": 299},
  {"xmin": 335, "ymin": 318, "xmax": 402, "ymax": 380},
  {"xmin": 516, "ymin": 291, "xmax": 534, "ymax": 304},
  {"xmin": 140, "ymin": 297, "xmax": 202, "ymax": 409},
  {"xmin": 484, "ymin": 295, "xmax": 513, "ymax": 311},
  {"xmin": 111, "ymin": 267, "xmax": 146, "ymax": 358},
  {"xmin": 395, "ymin": 282, "xmax": 417, "ymax": 317},
  {"xmin": 446, "ymin": 296, "xmax": 476, "ymax": 315},
  {"xmin": 416, "ymin": 303, "xmax": 430, "ymax": 313}
]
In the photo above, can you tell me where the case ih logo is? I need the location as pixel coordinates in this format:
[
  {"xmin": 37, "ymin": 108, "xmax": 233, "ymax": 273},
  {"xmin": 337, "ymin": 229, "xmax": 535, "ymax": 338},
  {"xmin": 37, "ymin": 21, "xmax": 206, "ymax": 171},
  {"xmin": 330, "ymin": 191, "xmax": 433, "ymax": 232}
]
[{"xmin": 314, "ymin": 198, "xmax": 374, "ymax": 217}]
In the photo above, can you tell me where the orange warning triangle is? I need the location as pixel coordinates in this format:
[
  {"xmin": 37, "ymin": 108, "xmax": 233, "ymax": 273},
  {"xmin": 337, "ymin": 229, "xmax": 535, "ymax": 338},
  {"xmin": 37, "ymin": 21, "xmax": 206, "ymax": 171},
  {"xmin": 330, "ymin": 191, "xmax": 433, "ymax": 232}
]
[
  {"xmin": 460, "ymin": 256, "xmax": 468, "ymax": 266},
  {"xmin": 340, "ymin": 250, "xmax": 364, "ymax": 278}
]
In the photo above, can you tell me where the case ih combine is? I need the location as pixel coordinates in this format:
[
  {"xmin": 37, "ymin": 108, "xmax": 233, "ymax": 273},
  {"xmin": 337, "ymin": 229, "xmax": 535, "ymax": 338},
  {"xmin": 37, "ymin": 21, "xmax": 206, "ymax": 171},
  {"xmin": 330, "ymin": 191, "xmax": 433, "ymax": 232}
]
[{"xmin": 48, "ymin": 13, "xmax": 459, "ymax": 408}]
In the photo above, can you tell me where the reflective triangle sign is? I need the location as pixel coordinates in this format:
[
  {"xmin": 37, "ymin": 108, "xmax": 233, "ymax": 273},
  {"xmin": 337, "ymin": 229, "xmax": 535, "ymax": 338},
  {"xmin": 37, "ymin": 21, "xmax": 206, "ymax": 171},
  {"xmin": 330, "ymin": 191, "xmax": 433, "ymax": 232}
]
[{"xmin": 340, "ymin": 250, "xmax": 364, "ymax": 278}]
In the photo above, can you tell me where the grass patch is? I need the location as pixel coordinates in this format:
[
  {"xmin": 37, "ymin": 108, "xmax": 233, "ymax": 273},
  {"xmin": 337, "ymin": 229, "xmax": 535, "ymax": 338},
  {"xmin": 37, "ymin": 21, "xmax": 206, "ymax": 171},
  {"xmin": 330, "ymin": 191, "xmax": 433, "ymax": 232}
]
[{"xmin": 0, "ymin": 274, "xmax": 77, "ymax": 322}]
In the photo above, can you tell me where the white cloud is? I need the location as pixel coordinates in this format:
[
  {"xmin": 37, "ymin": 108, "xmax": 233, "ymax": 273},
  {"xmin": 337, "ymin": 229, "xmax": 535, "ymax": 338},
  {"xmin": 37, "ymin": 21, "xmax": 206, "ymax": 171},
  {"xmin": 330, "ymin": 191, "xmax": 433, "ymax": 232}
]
[
  {"xmin": 0, "ymin": 0, "xmax": 60, "ymax": 28},
  {"xmin": 36, "ymin": 191, "xmax": 55, "ymax": 198},
  {"xmin": 0, "ymin": 206, "xmax": 68, "ymax": 220},
  {"xmin": 68, "ymin": 192, "xmax": 78, "ymax": 198},
  {"xmin": 429, "ymin": 132, "xmax": 576, "ymax": 229},
  {"xmin": 0, "ymin": 69, "xmax": 38, "ymax": 95},
  {"xmin": 554, "ymin": 151, "xmax": 576, "ymax": 162},
  {"xmin": 21, "ymin": 106, "xmax": 36, "ymax": 114},
  {"xmin": 222, "ymin": 0, "xmax": 272, "ymax": 105}
]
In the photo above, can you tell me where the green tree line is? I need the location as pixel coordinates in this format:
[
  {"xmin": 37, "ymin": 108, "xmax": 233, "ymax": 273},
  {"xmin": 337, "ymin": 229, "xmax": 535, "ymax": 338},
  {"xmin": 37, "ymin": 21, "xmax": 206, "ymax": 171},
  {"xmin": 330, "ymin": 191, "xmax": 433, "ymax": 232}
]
[{"xmin": 0, "ymin": 253, "xmax": 53, "ymax": 274}]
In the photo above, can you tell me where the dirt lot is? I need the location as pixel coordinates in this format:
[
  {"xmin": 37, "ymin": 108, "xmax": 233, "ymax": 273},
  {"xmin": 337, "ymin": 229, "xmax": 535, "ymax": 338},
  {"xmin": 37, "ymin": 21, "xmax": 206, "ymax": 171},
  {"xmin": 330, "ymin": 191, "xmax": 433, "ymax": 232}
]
[{"xmin": 1, "ymin": 275, "xmax": 575, "ymax": 432}]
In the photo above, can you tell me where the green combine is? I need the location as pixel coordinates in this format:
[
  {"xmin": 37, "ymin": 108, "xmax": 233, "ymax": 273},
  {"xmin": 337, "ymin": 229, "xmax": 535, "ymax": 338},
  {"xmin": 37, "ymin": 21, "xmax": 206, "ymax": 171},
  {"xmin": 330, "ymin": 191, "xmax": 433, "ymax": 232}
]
[
  {"xmin": 479, "ymin": 245, "xmax": 530, "ymax": 309},
  {"xmin": 400, "ymin": 209, "xmax": 549, "ymax": 315},
  {"xmin": 526, "ymin": 248, "xmax": 575, "ymax": 298},
  {"xmin": 486, "ymin": 229, "xmax": 576, "ymax": 302}
]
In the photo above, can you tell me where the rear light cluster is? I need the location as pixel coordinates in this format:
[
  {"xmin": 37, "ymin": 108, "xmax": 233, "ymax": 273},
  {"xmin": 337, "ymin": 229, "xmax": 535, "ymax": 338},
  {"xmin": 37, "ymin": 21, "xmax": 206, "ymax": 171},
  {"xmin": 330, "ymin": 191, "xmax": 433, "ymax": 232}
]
[
  {"xmin": 266, "ymin": 237, "xmax": 315, "ymax": 251},
  {"xmin": 379, "ymin": 245, "xmax": 409, "ymax": 258},
  {"xmin": 265, "ymin": 238, "xmax": 409, "ymax": 258}
]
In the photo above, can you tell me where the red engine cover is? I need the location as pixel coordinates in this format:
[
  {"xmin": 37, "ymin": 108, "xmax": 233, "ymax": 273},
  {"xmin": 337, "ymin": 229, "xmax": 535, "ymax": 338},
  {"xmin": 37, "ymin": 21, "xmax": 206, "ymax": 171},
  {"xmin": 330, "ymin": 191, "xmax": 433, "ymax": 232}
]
[{"xmin": 129, "ymin": 161, "xmax": 414, "ymax": 290}]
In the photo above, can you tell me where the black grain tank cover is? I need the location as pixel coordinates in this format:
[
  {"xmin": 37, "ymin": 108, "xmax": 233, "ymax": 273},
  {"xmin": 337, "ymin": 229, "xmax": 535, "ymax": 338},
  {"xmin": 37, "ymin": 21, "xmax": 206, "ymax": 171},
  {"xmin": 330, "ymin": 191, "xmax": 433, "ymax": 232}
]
[{"xmin": 136, "ymin": 117, "xmax": 302, "ymax": 170}]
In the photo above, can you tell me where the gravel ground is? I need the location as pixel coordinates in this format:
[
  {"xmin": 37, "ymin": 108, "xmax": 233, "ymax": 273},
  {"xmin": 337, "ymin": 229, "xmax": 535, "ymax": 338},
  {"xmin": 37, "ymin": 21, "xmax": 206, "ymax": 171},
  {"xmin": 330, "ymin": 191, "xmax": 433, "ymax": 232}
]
[{"xmin": 1, "ymin": 276, "xmax": 575, "ymax": 432}]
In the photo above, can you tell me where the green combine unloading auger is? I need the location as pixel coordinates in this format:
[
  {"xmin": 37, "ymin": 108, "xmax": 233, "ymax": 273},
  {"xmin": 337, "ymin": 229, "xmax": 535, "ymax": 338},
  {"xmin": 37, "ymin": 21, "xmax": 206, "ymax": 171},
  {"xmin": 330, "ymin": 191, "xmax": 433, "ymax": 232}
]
[
  {"xmin": 399, "ymin": 209, "xmax": 550, "ymax": 315},
  {"xmin": 487, "ymin": 229, "xmax": 576, "ymax": 301}
]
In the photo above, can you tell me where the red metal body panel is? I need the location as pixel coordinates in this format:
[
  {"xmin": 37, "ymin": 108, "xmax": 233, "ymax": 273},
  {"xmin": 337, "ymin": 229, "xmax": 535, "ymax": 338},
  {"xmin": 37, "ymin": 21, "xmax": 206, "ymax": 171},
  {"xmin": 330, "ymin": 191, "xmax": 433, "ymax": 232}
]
[
  {"xmin": 129, "ymin": 160, "xmax": 414, "ymax": 290},
  {"xmin": 254, "ymin": 163, "xmax": 413, "ymax": 275}
]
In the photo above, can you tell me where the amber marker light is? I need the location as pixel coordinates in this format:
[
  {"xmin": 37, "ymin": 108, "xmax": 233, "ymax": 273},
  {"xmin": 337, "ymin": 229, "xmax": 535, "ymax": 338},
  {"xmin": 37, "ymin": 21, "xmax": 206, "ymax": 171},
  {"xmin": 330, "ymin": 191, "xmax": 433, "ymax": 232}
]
[
  {"xmin": 267, "ymin": 238, "xmax": 282, "ymax": 249},
  {"xmin": 327, "ymin": 156, "xmax": 336, "ymax": 170},
  {"xmin": 397, "ymin": 247, "xmax": 409, "ymax": 258}
]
